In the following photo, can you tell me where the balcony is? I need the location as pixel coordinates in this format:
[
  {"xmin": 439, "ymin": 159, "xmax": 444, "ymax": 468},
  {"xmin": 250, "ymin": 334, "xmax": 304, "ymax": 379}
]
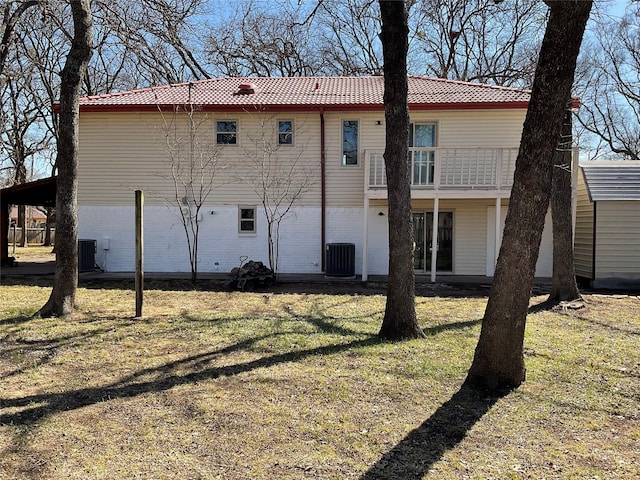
[{"xmin": 366, "ymin": 147, "xmax": 519, "ymax": 199}]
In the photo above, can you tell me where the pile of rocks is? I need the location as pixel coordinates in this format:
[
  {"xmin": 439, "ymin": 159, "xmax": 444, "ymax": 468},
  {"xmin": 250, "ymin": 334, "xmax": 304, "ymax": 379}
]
[{"xmin": 230, "ymin": 260, "xmax": 273, "ymax": 278}]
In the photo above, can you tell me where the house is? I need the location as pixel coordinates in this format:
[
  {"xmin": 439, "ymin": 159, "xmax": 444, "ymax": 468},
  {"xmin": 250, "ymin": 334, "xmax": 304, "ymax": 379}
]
[
  {"xmin": 76, "ymin": 76, "xmax": 560, "ymax": 279},
  {"xmin": 10, "ymin": 206, "xmax": 47, "ymax": 227},
  {"xmin": 575, "ymin": 161, "xmax": 640, "ymax": 289}
]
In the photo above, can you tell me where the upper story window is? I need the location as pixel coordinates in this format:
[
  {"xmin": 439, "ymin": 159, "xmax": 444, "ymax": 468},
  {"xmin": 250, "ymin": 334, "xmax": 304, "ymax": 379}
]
[
  {"xmin": 217, "ymin": 120, "xmax": 237, "ymax": 145},
  {"xmin": 342, "ymin": 120, "xmax": 359, "ymax": 166},
  {"xmin": 409, "ymin": 123, "xmax": 436, "ymax": 147},
  {"xmin": 278, "ymin": 120, "xmax": 293, "ymax": 145}
]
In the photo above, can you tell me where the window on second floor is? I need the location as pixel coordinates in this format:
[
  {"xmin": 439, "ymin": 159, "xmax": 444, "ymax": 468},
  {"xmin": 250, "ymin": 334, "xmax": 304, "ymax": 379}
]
[
  {"xmin": 217, "ymin": 120, "xmax": 237, "ymax": 145},
  {"xmin": 342, "ymin": 120, "xmax": 359, "ymax": 166},
  {"xmin": 409, "ymin": 123, "xmax": 436, "ymax": 148},
  {"xmin": 278, "ymin": 120, "xmax": 293, "ymax": 145}
]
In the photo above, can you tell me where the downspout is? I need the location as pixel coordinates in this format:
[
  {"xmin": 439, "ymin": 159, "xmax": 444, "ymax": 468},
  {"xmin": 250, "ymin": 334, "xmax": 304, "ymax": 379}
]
[{"xmin": 320, "ymin": 107, "xmax": 326, "ymax": 272}]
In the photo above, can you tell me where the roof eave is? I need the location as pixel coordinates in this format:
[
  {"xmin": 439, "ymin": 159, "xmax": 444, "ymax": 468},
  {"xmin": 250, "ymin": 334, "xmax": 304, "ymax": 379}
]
[{"xmin": 77, "ymin": 100, "xmax": 529, "ymax": 114}]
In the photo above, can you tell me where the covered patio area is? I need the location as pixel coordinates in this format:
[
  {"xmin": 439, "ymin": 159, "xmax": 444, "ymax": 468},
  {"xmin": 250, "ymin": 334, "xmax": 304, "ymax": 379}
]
[{"xmin": 1, "ymin": 176, "xmax": 57, "ymax": 266}]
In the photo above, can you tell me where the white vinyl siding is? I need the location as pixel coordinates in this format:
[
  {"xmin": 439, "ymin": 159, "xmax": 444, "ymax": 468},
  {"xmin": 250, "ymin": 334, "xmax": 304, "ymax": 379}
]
[
  {"xmin": 78, "ymin": 109, "xmax": 526, "ymax": 208},
  {"xmin": 323, "ymin": 109, "xmax": 526, "ymax": 208},
  {"xmin": 78, "ymin": 112, "xmax": 322, "ymax": 207},
  {"xmin": 594, "ymin": 201, "xmax": 640, "ymax": 278},
  {"xmin": 574, "ymin": 169, "xmax": 594, "ymax": 278}
]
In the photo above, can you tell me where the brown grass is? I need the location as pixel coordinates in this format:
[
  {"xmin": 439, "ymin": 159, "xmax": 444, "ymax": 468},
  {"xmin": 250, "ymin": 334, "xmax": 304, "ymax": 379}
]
[
  {"xmin": 9, "ymin": 246, "xmax": 55, "ymax": 261},
  {"xmin": 0, "ymin": 281, "xmax": 638, "ymax": 479}
]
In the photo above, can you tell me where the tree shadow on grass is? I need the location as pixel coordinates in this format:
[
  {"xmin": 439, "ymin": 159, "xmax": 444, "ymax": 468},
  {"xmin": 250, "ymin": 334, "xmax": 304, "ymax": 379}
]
[
  {"xmin": 360, "ymin": 385, "xmax": 504, "ymax": 479},
  {"xmin": 0, "ymin": 312, "xmax": 486, "ymax": 428},
  {"xmin": 0, "ymin": 335, "xmax": 381, "ymax": 426},
  {"xmin": 0, "ymin": 323, "xmax": 119, "ymax": 379}
]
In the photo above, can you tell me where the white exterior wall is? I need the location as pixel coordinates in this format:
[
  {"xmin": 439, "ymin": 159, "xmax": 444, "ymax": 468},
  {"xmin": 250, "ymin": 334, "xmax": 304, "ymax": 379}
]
[
  {"xmin": 77, "ymin": 107, "xmax": 540, "ymax": 276},
  {"xmin": 78, "ymin": 112, "xmax": 322, "ymax": 207},
  {"xmin": 79, "ymin": 202, "xmax": 554, "ymax": 277},
  {"xmin": 80, "ymin": 205, "xmax": 324, "ymax": 274},
  {"xmin": 313, "ymin": 109, "xmax": 525, "ymax": 208},
  {"xmin": 574, "ymin": 169, "xmax": 594, "ymax": 279},
  {"xmin": 593, "ymin": 201, "xmax": 640, "ymax": 287}
]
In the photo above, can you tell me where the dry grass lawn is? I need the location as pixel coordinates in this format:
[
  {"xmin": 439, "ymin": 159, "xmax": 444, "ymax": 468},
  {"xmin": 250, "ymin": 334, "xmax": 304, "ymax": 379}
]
[
  {"xmin": 0, "ymin": 279, "xmax": 638, "ymax": 479},
  {"xmin": 8, "ymin": 246, "xmax": 55, "ymax": 261}
]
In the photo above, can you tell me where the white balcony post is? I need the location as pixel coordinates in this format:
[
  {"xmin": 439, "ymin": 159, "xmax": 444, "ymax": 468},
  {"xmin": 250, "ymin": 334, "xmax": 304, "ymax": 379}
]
[
  {"xmin": 430, "ymin": 197, "xmax": 439, "ymax": 283},
  {"xmin": 362, "ymin": 197, "xmax": 369, "ymax": 281},
  {"xmin": 496, "ymin": 148, "xmax": 503, "ymax": 189},
  {"xmin": 364, "ymin": 150, "xmax": 370, "ymax": 190},
  {"xmin": 434, "ymin": 148, "xmax": 441, "ymax": 189},
  {"xmin": 494, "ymin": 196, "xmax": 502, "ymax": 271}
]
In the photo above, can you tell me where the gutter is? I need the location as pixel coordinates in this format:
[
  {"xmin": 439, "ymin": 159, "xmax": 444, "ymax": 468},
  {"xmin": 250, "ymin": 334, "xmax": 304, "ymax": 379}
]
[{"xmin": 72, "ymin": 101, "xmax": 531, "ymax": 114}]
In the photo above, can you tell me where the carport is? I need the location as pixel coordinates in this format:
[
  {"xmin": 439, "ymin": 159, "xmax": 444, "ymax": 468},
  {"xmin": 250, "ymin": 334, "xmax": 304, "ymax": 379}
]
[{"xmin": 1, "ymin": 176, "xmax": 57, "ymax": 266}]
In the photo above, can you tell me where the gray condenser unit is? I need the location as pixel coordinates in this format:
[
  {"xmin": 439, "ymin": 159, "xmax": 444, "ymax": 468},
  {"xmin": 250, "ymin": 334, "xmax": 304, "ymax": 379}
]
[
  {"xmin": 78, "ymin": 239, "xmax": 96, "ymax": 272},
  {"xmin": 325, "ymin": 243, "xmax": 355, "ymax": 277}
]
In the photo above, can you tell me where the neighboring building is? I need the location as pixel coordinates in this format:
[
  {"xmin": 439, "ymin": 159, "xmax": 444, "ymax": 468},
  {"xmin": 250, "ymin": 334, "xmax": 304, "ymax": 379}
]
[
  {"xmin": 10, "ymin": 206, "xmax": 47, "ymax": 227},
  {"xmin": 76, "ymin": 76, "xmax": 557, "ymax": 279},
  {"xmin": 575, "ymin": 161, "xmax": 640, "ymax": 289}
]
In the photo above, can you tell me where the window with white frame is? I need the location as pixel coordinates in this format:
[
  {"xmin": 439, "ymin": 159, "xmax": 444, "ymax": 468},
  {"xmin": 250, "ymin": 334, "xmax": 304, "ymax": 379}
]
[
  {"xmin": 238, "ymin": 206, "xmax": 256, "ymax": 233},
  {"xmin": 409, "ymin": 123, "xmax": 437, "ymax": 185},
  {"xmin": 217, "ymin": 120, "xmax": 237, "ymax": 145},
  {"xmin": 278, "ymin": 120, "xmax": 293, "ymax": 145},
  {"xmin": 409, "ymin": 123, "xmax": 436, "ymax": 147},
  {"xmin": 342, "ymin": 120, "xmax": 359, "ymax": 166}
]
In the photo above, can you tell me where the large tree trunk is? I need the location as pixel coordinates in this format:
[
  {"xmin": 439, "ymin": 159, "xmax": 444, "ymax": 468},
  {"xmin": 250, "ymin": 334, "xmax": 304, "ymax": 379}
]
[
  {"xmin": 550, "ymin": 110, "xmax": 581, "ymax": 301},
  {"xmin": 37, "ymin": 0, "xmax": 92, "ymax": 317},
  {"xmin": 378, "ymin": 0, "xmax": 425, "ymax": 340},
  {"xmin": 465, "ymin": 0, "xmax": 592, "ymax": 391}
]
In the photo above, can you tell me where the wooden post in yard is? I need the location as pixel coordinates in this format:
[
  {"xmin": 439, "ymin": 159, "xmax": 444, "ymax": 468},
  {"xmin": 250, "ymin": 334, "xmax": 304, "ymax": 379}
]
[{"xmin": 135, "ymin": 190, "xmax": 144, "ymax": 317}]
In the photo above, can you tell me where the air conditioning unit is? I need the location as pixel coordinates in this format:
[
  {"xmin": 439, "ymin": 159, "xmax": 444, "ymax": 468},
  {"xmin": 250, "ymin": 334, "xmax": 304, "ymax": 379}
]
[
  {"xmin": 325, "ymin": 243, "xmax": 355, "ymax": 277},
  {"xmin": 78, "ymin": 239, "xmax": 96, "ymax": 272}
]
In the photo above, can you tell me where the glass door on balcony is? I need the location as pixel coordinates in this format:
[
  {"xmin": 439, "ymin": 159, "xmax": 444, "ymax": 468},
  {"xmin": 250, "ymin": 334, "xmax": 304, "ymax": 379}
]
[
  {"xmin": 409, "ymin": 123, "xmax": 436, "ymax": 185},
  {"xmin": 412, "ymin": 211, "xmax": 453, "ymax": 272}
]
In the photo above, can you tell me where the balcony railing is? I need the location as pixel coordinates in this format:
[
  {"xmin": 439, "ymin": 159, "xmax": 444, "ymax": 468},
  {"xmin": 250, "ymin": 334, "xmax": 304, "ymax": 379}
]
[{"xmin": 367, "ymin": 147, "xmax": 519, "ymax": 191}]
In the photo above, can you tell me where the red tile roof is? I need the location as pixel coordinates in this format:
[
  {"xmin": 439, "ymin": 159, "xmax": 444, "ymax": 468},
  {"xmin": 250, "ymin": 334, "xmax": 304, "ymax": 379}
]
[{"xmin": 78, "ymin": 76, "xmax": 531, "ymax": 112}]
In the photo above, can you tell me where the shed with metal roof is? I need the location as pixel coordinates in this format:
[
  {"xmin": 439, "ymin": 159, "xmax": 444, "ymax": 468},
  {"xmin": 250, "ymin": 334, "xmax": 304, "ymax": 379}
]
[{"xmin": 575, "ymin": 162, "xmax": 640, "ymax": 289}]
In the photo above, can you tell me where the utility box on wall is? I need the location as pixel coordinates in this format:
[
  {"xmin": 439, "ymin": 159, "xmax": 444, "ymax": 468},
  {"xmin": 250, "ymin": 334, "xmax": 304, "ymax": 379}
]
[
  {"xmin": 78, "ymin": 239, "xmax": 96, "ymax": 272},
  {"xmin": 325, "ymin": 243, "xmax": 355, "ymax": 277}
]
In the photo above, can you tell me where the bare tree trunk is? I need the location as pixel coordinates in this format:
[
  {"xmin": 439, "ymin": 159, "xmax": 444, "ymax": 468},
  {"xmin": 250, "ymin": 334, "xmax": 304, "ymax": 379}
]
[
  {"xmin": 465, "ymin": 0, "xmax": 592, "ymax": 391},
  {"xmin": 0, "ymin": 1, "xmax": 41, "ymax": 77},
  {"xmin": 17, "ymin": 205, "xmax": 26, "ymax": 247},
  {"xmin": 550, "ymin": 110, "xmax": 581, "ymax": 301},
  {"xmin": 37, "ymin": 0, "xmax": 93, "ymax": 317},
  {"xmin": 378, "ymin": 0, "xmax": 425, "ymax": 340},
  {"xmin": 43, "ymin": 207, "xmax": 53, "ymax": 247},
  {"xmin": 14, "ymin": 162, "xmax": 27, "ymax": 247}
]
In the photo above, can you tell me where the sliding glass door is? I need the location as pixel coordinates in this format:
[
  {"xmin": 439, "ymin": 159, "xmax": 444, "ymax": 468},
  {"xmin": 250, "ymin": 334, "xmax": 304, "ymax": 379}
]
[{"xmin": 412, "ymin": 211, "xmax": 453, "ymax": 272}]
